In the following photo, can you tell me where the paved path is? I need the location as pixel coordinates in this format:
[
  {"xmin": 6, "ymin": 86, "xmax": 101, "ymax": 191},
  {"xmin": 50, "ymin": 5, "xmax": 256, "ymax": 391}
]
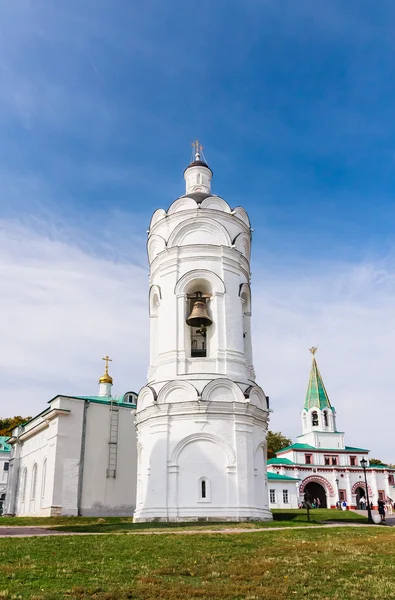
[{"xmin": 0, "ymin": 522, "xmax": 391, "ymax": 538}]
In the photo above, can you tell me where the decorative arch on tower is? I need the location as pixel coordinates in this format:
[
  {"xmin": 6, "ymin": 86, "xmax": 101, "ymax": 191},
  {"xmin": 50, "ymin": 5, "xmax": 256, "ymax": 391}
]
[
  {"xmin": 351, "ymin": 481, "xmax": 373, "ymax": 496},
  {"xmin": 254, "ymin": 439, "xmax": 268, "ymax": 459},
  {"xmin": 174, "ymin": 269, "xmax": 226, "ymax": 296},
  {"xmin": 233, "ymin": 232, "xmax": 251, "ymax": 261},
  {"xmin": 201, "ymin": 379, "xmax": 245, "ymax": 403},
  {"xmin": 167, "ymin": 197, "xmax": 198, "ymax": 214},
  {"xmin": 233, "ymin": 206, "xmax": 250, "ymax": 226},
  {"xmin": 244, "ymin": 385, "xmax": 268, "ymax": 410},
  {"xmin": 147, "ymin": 235, "xmax": 167, "ymax": 264},
  {"xmin": 149, "ymin": 208, "xmax": 166, "ymax": 229},
  {"xmin": 157, "ymin": 380, "xmax": 199, "ymax": 404},
  {"xmin": 137, "ymin": 386, "xmax": 157, "ymax": 411},
  {"xmin": 149, "ymin": 285, "xmax": 162, "ymax": 317},
  {"xmin": 239, "ymin": 283, "xmax": 251, "ymax": 313},
  {"xmin": 170, "ymin": 432, "xmax": 236, "ymax": 466},
  {"xmin": 239, "ymin": 283, "xmax": 253, "ymax": 369},
  {"xmin": 167, "ymin": 217, "xmax": 232, "ymax": 248},
  {"xmin": 299, "ymin": 475, "xmax": 335, "ymax": 496},
  {"xmin": 200, "ymin": 196, "xmax": 231, "ymax": 213}
]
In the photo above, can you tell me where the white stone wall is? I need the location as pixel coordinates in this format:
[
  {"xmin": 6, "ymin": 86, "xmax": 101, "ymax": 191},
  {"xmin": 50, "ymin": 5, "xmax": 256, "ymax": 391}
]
[
  {"xmin": 268, "ymin": 481, "xmax": 299, "ymax": 509},
  {"xmin": 0, "ymin": 451, "xmax": 10, "ymax": 510},
  {"xmin": 6, "ymin": 396, "xmax": 137, "ymax": 517},
  {"xmin": 81, "ymin": 402, "xmax": 136, "ymax": 516}
]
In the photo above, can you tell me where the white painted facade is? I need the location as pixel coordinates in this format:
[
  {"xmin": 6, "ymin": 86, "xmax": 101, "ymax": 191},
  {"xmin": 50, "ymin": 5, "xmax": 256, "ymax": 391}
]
[
  {"xmin": 267, "ymin": 474, "xmax": 300, "ymax": 509},
  {"xmin": 268, "ymin": 355, "xmax": 395, "ymax": 509},
  {"xmin": 0, "ymin": 438, "xmax": 10, "ymax": 513},
  {"xmin": 134, "ymin": 150, "xmax": 272, "ymax": 522},
  {"xmin": 5, "ymin": 384, "xmax": 138, "ymax": 517}
]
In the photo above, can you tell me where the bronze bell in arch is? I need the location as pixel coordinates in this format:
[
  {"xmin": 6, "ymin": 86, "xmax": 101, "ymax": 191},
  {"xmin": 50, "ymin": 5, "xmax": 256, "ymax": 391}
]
[{"xmin": 186, "ymin": 299, "xmax": 212, "ymax": 329}]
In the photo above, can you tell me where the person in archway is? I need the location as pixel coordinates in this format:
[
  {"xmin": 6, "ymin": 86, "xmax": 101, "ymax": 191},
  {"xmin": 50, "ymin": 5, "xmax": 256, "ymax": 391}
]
[
  {"xmin": 378, "ymin": 498, "xmax": 386, "ymax": 522},
  {"xmin": 360, "ymin": 497, "xmax": 366, "ymax": 510}
]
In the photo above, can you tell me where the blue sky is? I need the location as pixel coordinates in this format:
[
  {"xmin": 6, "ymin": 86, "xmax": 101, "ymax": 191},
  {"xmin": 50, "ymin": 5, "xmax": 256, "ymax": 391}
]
[{"xmin": 1, "ymin": 1, "xmax": 395, "ymax": 459}]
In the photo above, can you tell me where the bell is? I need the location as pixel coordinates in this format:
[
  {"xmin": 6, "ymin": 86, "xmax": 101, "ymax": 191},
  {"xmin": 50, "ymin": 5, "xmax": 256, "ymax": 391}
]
[{"xmin": 186, "ymin": 300, "xmax": 212, "ymax": 328}]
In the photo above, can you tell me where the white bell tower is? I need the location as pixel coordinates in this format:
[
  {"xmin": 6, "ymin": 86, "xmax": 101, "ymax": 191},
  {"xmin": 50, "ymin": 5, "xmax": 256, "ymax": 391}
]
[{"xmin": 134, "ymin": 143, "xmax": 272, "ymax": 522}]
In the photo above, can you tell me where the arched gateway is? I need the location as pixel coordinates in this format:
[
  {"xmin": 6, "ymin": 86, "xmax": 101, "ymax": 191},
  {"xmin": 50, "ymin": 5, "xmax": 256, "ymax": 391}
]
[{"xmin": 299, "ymin": 475, "xmax": 334, "ymax": 508}]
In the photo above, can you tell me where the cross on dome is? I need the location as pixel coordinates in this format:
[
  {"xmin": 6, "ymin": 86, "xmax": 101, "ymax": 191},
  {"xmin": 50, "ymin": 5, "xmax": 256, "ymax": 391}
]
[
  {"xmin": 99, "ymin": 355, "xmax": 113, "ymax": 385},
  {"xmin": 191, "ymin": 139, "xmax": 203, "ymax": 161}
]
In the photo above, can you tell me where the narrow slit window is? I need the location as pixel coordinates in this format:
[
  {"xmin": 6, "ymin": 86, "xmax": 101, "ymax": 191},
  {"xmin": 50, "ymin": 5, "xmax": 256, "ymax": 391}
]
[{"xmin": 201, "ymin": 480, "xmax": 206, "ymax": 498}]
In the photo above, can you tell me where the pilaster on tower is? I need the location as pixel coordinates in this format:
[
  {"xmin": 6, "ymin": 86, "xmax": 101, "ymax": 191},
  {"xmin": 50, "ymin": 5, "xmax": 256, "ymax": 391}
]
[{"xmin": 134, "ymin": 145, "xmax": 271, "ymax": 522}]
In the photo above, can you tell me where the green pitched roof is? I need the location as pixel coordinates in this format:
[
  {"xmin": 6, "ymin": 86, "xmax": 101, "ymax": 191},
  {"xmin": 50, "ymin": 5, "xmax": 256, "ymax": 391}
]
[
  {"xmin": 267, "ymin": 457, "xmax": 295, "ymax": 465},
  {"xmin": 268, "ymin": 472, "xmax": 300, "ymax": 481},
  {"xmin": 276, "ymin": 443, "xmax": 369, "ymax": 454},
  {"xmin": 304, "ymin": 356, "xmax": 332, "ymax": 411},
  {"xmin": 0, "ymin": 436, "xmax": 11, "ymax": 453}
]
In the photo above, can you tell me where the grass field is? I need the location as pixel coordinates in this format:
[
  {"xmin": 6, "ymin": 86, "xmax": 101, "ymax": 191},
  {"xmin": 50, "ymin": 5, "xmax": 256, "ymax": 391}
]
[
  {"xmin": 0, "ymin": 508, "xmax": 367, "ymax": 532},
  {"xmin": 0, "ymin": 526, "xmax": 394, "ymax": 599}
]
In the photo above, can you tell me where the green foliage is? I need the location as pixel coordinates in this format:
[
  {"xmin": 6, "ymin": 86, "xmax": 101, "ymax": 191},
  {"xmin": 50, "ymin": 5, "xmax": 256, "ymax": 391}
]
[
  {"xmin": 0, "ymin": 415, "xmax": 31, "ymax": 436},
  {"xmin": 267, "ymin": 430, "xmax": 292, "ymax": 459}
]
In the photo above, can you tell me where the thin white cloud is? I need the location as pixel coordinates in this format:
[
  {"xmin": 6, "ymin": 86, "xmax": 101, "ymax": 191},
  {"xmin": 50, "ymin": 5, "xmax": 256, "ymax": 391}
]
[{"xmin": 1, "ymin": 215, "xmax": 394, "ymax": 463}]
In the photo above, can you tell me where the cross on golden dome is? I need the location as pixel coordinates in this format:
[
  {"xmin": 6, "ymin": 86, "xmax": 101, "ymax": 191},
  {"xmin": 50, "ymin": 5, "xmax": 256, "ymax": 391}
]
[
  {"xmin": 99, "ymin": 355, "xmax": 113, "ymax": 385},
  {"xmin": 309, "ymin": 347, "xmax": 318, "ymax": 356}
]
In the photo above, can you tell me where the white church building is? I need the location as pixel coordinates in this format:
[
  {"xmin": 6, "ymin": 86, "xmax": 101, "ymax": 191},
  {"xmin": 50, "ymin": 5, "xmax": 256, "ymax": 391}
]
[
  {"xmin": 5, "ymin": 359, "xmax": 138, "ymax": 517},
  {"xmin": 134, "ymin": 142, "xmax": 272, "ymax": 522},
  {"xmin": 267, "ymin": 349, "xmax": 395, "ymax": 509}
]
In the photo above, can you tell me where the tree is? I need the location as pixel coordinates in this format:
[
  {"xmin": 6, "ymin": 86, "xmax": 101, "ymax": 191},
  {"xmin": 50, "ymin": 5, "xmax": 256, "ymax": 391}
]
[
  {"xmin": 369, "ymin": 458, "xmax": 385, "ymax": 466},
  {"xmin": 267, "ymin": 430, "xmax": 292, "ymax": 459},
  {"xmin": 0, "ymin": 416, "xmax": 31, "ymax": 437}
]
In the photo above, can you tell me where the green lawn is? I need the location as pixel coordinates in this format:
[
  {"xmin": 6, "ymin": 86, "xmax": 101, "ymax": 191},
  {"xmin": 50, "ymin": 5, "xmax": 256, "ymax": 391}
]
[
  {"xmin": 0, "ymin": 508, "xmax": 367, "ymax": 533},
  {"xmin": 0, "ymin": 527, "xmax": 394, "ymax": 599}
]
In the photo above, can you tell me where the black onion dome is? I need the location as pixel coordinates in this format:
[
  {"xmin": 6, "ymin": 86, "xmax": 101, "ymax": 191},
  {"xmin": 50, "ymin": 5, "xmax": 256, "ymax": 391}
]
[{"xmin": 183, "ymin": 159, "xmax": 213, "ymax": 175}]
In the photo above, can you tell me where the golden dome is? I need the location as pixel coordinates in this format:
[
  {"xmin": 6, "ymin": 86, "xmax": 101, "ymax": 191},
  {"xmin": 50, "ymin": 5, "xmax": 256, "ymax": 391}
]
[{"xmin": 99, "ymin": 372, "xmax": 113, "ymax": 384}]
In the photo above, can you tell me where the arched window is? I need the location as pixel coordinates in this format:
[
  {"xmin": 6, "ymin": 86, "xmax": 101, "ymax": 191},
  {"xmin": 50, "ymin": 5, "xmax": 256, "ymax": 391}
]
[
  {"xmin": 312, "ymin": 411, "xmax": 319, "ymax": 427},
  {"xmin": 41, "ymin": 458, "xmax": 47, "ymax": 500},
  {"xmin": 21, "ymin": 467, "xmax": 28, "ymax": 504},
  {"xmin": 198, "ymin": 477, "xmax": 210, "ymax": 502},
  {"xmin": 323, "ymin": 410, "xmax": 328, "ymax": 427},
  {"xmin": 31, "ymin": 463, "xmax": 38, "ymax": 501},
  {"xmin": 188, "ymin": 293, "xmax": 210, "ymax": 358},
  {"xmin": 201, "ymin": 479, "xmax": 206, "ymax": 498}
]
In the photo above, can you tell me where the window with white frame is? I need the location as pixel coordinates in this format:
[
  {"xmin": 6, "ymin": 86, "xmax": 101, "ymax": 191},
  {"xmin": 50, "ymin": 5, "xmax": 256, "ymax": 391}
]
[
  {"xmin": 41, "ymin": 458, "xmax": 47, "ymax": 499},
  {"xmin": 31, "ymin": 463, "xmax": 38, "ymax": 501},
  {"xmin": 3, "ymin": 462, "xmax": 9, "ymax": 472},
  {"xmin": 21, "ymin": 467, "xmax": 28, "ymax": 504},
  {"xmin": 269, "ymin": 489, "xmax": 276, "ymax": 503},
  {"xmin": 282, "ymin": 489, "xmax": 289, "ymax": 504}
]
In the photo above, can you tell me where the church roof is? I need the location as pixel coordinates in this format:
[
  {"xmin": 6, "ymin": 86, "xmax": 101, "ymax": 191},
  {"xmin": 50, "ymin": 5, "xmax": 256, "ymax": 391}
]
[
  {"xmin": 181, "ymin": 192, "xmax": 212, "ymax": 204},
  {"xmin": 183, "ymin": 159, "xmax": 213, "ymax": 175},
  {"xmin": 0, "ymin": 436, "xmax": 11, "ymax": 453},
  {"xmin": 304, "ymin": 354, "xmax": 332, "ymax": 411},
  {"xmin": 267, "ymin": 457, "xmax": 295, "ymax": 465},
  {"xmin": 276, "ymin": 443, "xmax": 369, "ymax": 453},
  {"xmin": 267, "ymin": 472, "xmax": 300, "ymax": 481}
]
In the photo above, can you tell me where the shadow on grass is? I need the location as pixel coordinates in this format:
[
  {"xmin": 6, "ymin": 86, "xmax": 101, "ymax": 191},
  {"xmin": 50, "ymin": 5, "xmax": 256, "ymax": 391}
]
[{"xmin": 47, "ymin": 509, "xmax": 368, "ymax": 534}]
